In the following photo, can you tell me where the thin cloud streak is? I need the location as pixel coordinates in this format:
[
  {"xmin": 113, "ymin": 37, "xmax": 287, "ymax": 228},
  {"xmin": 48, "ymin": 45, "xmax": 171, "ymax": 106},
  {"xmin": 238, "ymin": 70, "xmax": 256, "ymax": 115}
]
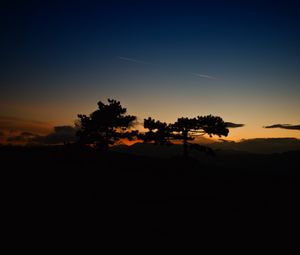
[
  {"xmin": 225, "ymin": 122, "xmax": 245, "ymax": 128},
  {"xmin": 0, "ymin": 116, "xmax": 51, "ymax": 134},
  {"xmin": 191, "ymin": 73, "xmax": 217, "ymax": 80},
  {"xmin": 118, "ymin": 56, "xmax": 148, "ymax": 64},
  {"xmin": 264, "ymin": 124, "xmax": 300, "ymax": 130},
  {"xmin": 118, "ymin": 56, "xmax": 217, "ymax": 80}
]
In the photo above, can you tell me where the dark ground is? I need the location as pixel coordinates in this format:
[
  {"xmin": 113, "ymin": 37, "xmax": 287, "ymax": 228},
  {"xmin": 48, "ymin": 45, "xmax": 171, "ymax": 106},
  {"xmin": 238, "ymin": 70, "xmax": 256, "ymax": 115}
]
[{"xmin": 1, "ymin": 145, "xmax": 300, "ymax": 243}]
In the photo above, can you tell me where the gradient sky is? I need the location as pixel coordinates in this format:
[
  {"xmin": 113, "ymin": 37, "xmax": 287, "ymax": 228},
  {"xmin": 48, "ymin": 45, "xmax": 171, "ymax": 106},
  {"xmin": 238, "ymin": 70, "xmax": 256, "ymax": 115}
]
[{"xmin": 1, "ymin": 0, "xmax": 300, "ymax": 140}]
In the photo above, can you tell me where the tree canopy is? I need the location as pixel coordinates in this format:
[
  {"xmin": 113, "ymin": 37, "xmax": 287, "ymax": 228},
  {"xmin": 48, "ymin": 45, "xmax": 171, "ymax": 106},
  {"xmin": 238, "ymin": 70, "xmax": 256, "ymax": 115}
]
[
  {"xmin": 172, "ymin": 115, "xmax": 229, "ymax": 157},
  {"xmin": 76, "ymin": 99, "xmax": 138, "ymax": 149},
  {"xmin": 141, "ymin": 117, "xmax": 173, "ymax": 145},
  {"xmin": 76, "ymin": 98, "xmax": 229, "ymax": 157},
  {"xmin": 142, "ymin": 115, "xmax": 229, "ymax": 157}
]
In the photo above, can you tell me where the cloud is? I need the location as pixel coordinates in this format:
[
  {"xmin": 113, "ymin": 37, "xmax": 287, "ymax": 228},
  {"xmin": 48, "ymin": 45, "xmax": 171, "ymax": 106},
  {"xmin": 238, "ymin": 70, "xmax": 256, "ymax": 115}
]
[
  {"xmin": 7, "ymin": 131, "xmax": 39, "ymax": 143},
  {"xmin": 2, "ymin": 125, "xmax": 78, "ymax": 145},
  {"xmin": 32, "ymin": 125, "xmax": 78, "ymax": 144},
  {"xmin": 264, "ymin": 124, "xmax": 300, "ymax": 130},
  {"xmin": 7, "ymin": 135, "xmax": 29, "ymax": 142},
  {"xmin": 225, "ymin": 122, "xmax": 245, "ymax": 128},
  {"xmin": 20, "ymin": 132, "xmax": 36, "ymax": 137},
  {"xmin": 191, "ymin": 73, "xmax": 217, "ymax": 80},
  {"xmin": 0, "ymin": 116, "xmax": 51, "ymax": 134}
]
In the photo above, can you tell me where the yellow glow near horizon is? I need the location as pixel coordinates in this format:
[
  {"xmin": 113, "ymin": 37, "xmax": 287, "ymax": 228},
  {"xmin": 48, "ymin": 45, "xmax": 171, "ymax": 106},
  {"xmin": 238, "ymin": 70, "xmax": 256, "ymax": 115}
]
[{"xmin": 1, "ymin": 86, "xmax": 300, "ymax": 142}]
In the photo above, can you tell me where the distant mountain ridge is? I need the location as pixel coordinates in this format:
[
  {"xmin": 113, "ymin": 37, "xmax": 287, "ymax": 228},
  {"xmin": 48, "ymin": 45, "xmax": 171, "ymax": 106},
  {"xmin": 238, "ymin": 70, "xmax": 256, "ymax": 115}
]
[
  {"xmin": 211, "ymin": 137, "xmax": 300, "ymax": 154},
  {"xmin": 113, "ymin": 137, "xmax": 300, "ymax": 156}
]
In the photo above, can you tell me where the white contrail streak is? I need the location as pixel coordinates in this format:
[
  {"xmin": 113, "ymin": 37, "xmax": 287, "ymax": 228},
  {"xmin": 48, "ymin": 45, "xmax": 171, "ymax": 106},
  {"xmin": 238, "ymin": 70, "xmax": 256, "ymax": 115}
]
[
  {"xmin": 191, "ymin": 73, "xmax": 217, "ymax": 80},
  {"xmin": 118, "ymin": 56, "xmax": 217, "ymax": 80},
  {"xmin": 118, "ymin": 56, "xmax": 148, "ymax": 64}
]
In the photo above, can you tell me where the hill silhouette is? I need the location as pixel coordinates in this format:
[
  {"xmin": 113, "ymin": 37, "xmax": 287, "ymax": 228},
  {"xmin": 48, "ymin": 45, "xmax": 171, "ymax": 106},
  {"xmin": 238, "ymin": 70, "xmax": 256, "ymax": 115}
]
[
  {"xmin": 2, "ymin": 100, "xmax": 299, "ymax": 239},
  {"xmin": 212, "ymin": 137, "xmax": 300, "ymax": 153},
  {"xmin": 2, "ymin": 144, "xmax": 299, "ymax": 238},
  {"xmin": 113, "ymin": 137, "xmax": 300, "ymax": 156}
]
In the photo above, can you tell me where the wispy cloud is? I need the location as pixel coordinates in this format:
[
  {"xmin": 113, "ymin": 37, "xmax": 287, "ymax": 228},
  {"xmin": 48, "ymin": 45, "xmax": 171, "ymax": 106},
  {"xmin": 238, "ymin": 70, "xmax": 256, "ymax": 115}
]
[
  {"xmin": 0, "ymin": 116, "xmax": 51, "ymax": 134},
  {"xmin": 264, "ymin": 124, "xmax": 300, "ymax": 130},
  {"xmin": 191, "ymin": 73, "xmax": 217, "ymax": 80},
  {"xmin": 118, "ymin": 56, "xmax": 148, "ymax": 64},
  {"xmin": 225, "ymin": 122, "xmax": 245, "ymax": 128},
  {"xmin": 118, "ymin": 56, "xmax": 217, "ymax": 80}
]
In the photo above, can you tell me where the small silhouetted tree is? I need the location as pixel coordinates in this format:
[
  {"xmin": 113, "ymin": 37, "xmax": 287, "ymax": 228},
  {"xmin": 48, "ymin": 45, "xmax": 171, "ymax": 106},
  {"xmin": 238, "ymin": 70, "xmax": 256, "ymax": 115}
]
[
  {"xmin": 172, "ymin": 115, "xmax": 229, "ymax": 158},
  {"xmin": 141, "ymin": 117, "xmax": 173, "ymax": 145},
  {"xmin": 76, "ymin": 99, "xmax": 138, "ymax": 149}
]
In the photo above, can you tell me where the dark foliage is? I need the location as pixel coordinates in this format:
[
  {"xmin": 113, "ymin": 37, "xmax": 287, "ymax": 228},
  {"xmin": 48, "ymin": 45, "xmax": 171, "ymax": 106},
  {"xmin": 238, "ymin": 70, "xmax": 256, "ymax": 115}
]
[
  {"xmin": 142, "ymin": 114, "xmax": 229, "ymax": 157},
  {"xmin": 141, "ymin": 117, "xmax": 173, "ymax": 145},
  {"xmin": 172, "ymin": 115, "xmax": 229, "ymax": 157},
  {"xmin": 76, "ymin": 99, "xmax": 138, "ymax": 149}
]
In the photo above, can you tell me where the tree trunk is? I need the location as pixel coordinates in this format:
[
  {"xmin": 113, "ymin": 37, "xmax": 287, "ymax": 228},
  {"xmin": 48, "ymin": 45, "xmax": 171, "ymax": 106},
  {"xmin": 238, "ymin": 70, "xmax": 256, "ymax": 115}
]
[{"xmin": 183, "ymin": 130, "xmax": 188, "ymax": 158}]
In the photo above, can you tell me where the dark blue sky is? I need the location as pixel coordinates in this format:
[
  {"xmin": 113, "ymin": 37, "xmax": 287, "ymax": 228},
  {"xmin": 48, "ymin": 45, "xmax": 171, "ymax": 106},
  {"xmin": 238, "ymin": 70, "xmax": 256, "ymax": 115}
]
[
  {"xmin": 2, "ymin": 1, "xmax": 300, "ymax": 78},
  {"xmin": 1, "ymin": 0, "xmax": 300, "ymax": 139}
]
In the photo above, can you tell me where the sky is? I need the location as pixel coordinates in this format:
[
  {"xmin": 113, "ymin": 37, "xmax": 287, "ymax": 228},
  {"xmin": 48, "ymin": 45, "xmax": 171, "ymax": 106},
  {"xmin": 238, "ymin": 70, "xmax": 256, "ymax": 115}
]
[{"xmin": 1, "ymin": 0, "xmax": 300, "ymax": 141}]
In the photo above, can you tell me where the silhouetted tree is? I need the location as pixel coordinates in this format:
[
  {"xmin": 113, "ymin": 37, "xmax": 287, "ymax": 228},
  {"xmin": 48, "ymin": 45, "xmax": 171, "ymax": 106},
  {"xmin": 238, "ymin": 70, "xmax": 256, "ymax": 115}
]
[
  {"xmin": 142, "ymin": 114, "xmax": 229, "ymax": 158},
  {"xmin": 76, "ymin": 99, "xmax": 138, "ymax": 149},
  {"xmin": 141, "ymin": 117, "xmax": 173, "ymax": 145},
  {"xmin": 172, "ymin": 115, "xmax": 229, "ymax": 157}
]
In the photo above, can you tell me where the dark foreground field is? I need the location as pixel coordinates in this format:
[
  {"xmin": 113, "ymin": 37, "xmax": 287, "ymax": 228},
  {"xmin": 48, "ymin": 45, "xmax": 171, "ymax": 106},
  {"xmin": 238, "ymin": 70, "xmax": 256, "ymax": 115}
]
[{"xmin": 2, "ymin": 145, "xmax": 300, "ymax": 242}]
